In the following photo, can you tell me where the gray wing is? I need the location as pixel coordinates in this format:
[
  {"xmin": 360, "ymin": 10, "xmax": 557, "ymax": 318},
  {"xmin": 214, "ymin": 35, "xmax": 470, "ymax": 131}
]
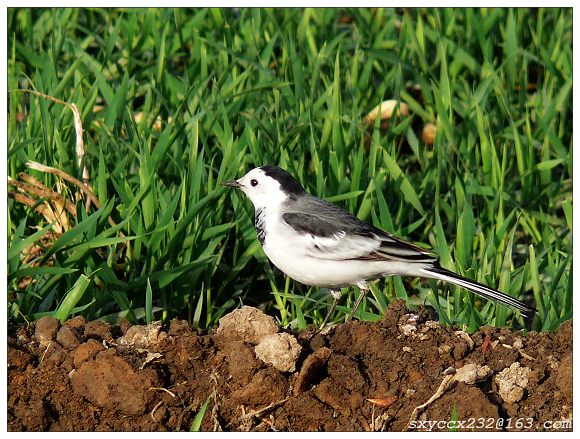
[{"xmin": 282, "ymin": 196, "xmax": 436, "ymax": 263}]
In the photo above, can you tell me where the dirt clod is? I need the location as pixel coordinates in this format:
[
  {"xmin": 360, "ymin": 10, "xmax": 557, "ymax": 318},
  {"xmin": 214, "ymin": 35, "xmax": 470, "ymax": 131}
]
[
  {"xmin": 73, "ymin": 340, "xmax": 106, "ymax": 368},
  {"xmin": 454, "ymin": 363, "xmax": 492, "ymax": 384},
  {"xmin": 255, "ymin": 332, "xmax": 302, "ymax": 372},
  {"xmin": 84, "ymin": 320, "xmax": 113, "ymax": 342},
  {"xmin": 70, "ymin": 354, "xmax": 161, "ymax": 415},
  {"xmin": 8, "ymin": 302, "xmax": 572, "ymax": 431},
  {"xmin": 34, "ymin": 316, "xmax": 60, "ymax": 347},
  {"xmin": 117, "ymin": 322, "xmax": 167, "ymax": 349},
  {"xmin": 56, "ymin": 325, "xmax": 81, "ymax": 349},
  {"xmin": 494, "ymin": 362, "xmax": 532, "ymax": 404},
  {"xmin": 217, "ymin": 305, "xmax": 278, "ymax": 344},
  {"xmin": 65, "ymin": 315, "xmax": 86, "ymax": 330}
]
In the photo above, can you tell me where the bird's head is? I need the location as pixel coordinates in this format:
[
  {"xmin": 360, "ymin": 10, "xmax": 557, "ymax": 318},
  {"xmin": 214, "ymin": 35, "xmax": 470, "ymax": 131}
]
[{"xmin": 223, "ymin": 166, "xmax": 306, "ymax": 210}]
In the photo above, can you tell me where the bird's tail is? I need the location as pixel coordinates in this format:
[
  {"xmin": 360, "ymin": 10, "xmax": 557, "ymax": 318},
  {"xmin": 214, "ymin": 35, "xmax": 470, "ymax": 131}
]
[{"xmin": 421, "ymin": 266, "xmax": 536, "ymax": 316}]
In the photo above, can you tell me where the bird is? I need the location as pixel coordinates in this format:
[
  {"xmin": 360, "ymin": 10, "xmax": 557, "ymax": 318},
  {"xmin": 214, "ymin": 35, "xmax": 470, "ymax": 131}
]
[{"xmin": 224, "ymin": 165, "xmax": 536, "ymax": 328}]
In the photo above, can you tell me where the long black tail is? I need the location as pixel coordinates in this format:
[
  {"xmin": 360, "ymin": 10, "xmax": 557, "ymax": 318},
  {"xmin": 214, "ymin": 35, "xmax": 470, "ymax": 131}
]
[{"xmin": 421, "ymin": 266, "xmax": 536, "ymax": 316}]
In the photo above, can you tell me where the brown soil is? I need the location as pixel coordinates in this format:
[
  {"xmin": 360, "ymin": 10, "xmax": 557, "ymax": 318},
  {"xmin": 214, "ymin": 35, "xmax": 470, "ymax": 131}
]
[{"xmin": 8, "ymin": 301, "xmax": 572, "ymax": 431}]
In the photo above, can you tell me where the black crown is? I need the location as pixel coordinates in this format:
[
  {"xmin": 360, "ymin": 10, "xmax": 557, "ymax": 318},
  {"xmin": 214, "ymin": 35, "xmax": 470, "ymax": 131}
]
[{"xmin": 260, "ymin": 166, "xmax": 306, "ymax": 196}]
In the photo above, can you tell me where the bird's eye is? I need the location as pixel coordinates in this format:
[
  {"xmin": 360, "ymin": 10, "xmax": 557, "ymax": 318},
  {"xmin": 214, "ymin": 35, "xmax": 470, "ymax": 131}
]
[{"xmin": 250, "ymin": 179, "xmax": 258, "ymax": 187}]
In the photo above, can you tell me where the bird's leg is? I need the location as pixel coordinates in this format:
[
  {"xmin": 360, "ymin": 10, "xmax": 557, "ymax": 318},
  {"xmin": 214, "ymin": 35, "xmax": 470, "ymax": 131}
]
[
  {"xmin": 347, "ymin": 283, "xmax": 369, "ymax": 322},
  {"xmin": 320, "ymin": 288, "xmax": 342, "ymax": 329}
]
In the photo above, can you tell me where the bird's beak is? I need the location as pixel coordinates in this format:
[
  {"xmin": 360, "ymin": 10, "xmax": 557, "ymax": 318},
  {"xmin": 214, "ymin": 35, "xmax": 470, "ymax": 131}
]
[{"xmin": 222, "ymin": 179, "xmax": 242, "ymax": 188}]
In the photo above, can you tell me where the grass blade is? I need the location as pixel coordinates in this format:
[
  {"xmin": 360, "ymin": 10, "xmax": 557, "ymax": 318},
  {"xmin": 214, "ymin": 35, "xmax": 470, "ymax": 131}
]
[{"xmin": 53, "ymin": 274, "xmax": 91, "ymax": 323}]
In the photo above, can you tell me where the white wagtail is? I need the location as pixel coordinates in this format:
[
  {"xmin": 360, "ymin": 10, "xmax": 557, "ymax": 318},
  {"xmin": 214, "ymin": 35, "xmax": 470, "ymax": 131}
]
[{"xmin": 224, "ymin": 166, "xmax": 536, "ymax": 327}]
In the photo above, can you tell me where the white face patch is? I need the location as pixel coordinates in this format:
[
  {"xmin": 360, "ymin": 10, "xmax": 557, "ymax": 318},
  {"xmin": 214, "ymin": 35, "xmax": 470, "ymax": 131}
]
[{"xmin": 236, "ymin": 167, "xmax": 288, "ymax": 209}]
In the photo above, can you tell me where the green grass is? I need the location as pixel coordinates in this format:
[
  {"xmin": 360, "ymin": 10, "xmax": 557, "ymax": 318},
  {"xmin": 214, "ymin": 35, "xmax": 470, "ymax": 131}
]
[
  {"xmin": 190, "ymin": 394, "xmax": 212, "ymax": 432},
  {"xmin": 7, "ymin": 8, "xmax": 572, "ymax": 332}
]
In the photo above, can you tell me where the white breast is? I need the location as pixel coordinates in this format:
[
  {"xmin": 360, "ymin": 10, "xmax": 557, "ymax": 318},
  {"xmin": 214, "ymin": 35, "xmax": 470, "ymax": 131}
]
[{"xmin": 259, "ymin": 210, "xmax": 412, "ymax": 288}]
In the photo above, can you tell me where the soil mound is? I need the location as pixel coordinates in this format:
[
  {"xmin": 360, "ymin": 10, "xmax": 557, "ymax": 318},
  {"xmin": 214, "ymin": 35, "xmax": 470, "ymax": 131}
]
[{"xmin": 8, "ymin": 301, "xmax": 572, "ymax": 431}]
